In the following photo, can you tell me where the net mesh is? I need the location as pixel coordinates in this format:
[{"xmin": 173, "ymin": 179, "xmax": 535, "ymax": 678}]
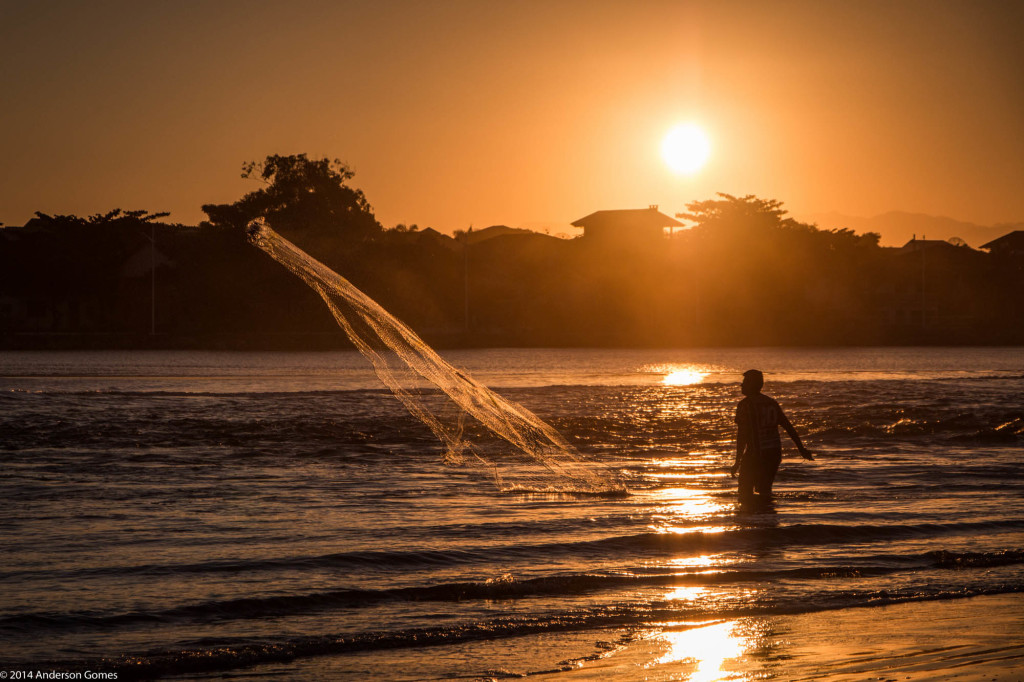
[{"xmin": 247, "ymin": 220, "xmax": 624, "ymax": 493}]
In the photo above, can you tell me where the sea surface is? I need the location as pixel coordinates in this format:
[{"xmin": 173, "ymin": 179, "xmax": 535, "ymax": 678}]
[{"xmin": 1, "ymin": 347, "xmax": 1022, "ymax": 679}]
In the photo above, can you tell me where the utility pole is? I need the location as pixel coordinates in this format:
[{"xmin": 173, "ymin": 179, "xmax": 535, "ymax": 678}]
[
  {"xmin": 920, "ymin": 236, "xmax": 927, "ymax": 330},
  {"xmin": 143, "ymin": 225, "xmax": 156, "ymax": 335},
  {"xmin": 693, "ymin": 270, "xmax": 700, "ymax": 330},
  {"xmin": 463, "ymin": 226, "xmax": 472, "ymax": 334}
]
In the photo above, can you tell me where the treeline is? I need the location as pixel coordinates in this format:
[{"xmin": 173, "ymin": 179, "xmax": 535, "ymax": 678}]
[{"xmin": 1, "ymin": 154, "xmax": 1021, "ymax": 349}]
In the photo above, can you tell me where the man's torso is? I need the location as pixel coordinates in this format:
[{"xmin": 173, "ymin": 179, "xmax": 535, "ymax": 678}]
[{"xmin": 737, "ymin": 394, "xmax": 783, "ymax": 454}]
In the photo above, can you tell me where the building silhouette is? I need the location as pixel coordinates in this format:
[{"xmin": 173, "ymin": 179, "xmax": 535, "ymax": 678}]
[{"xmin": 572, "ymin": 206, "xmax": 684, "ymax": 245}]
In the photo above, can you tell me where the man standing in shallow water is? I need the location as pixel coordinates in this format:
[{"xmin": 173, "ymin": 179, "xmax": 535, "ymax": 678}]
[{"xmin": 731, "ymin": 369, "xmax": 814, "ymax": 501}]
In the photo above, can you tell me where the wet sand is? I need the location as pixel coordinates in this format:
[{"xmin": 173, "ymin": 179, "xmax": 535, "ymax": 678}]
[
  {"xmin": 243, "ymin": 592, "xmax": 1023, "ymax": 680},
  {"xmin": 530, "ymin": 592, "xmax": 1024, "ymax": 681}
]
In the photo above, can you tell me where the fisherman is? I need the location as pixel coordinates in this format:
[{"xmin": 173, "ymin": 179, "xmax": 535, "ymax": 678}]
[{"xmin": 731, "ymin": 369, "xmax": 814, "ymax": 501}]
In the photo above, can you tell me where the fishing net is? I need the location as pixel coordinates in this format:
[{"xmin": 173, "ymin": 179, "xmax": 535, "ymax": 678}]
[{"xmin": 247, "ymin": 220, "xmax": 624, "ymax": 493}]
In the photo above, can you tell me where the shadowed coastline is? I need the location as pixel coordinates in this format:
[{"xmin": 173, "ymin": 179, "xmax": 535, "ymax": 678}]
[{"xmin": 2, "ymin": 155, "xmax": 1023, "ymax": 350}]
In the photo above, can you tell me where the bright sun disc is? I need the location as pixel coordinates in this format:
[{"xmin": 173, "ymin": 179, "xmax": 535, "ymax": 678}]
[{"xmin": 662, "ymin": 123, "xmax": 711, "ymax": 174}]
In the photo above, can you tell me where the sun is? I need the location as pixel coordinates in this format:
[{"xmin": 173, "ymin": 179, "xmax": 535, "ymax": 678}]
[{"xmin": 662, "ymin": 123, "xmax": 711, "ymax": 174}]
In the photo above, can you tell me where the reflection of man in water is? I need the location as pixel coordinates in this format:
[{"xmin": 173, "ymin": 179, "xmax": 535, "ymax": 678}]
[{"xmin": 731, "ymin": 369, "xmax": 813, "ymax": 501}]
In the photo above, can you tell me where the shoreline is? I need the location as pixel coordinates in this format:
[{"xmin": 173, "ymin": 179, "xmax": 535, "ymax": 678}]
[
  {"xmin": 243, "ymin": 592, "xmax": 1024, "ymax": 680},
  {"xmin": 531, "ymin": 592, "xmax": 1024, "ymax": 681}
]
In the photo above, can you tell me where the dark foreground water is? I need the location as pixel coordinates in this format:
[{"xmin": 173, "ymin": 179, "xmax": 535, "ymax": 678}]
[{"xmin": 1, "ymin": 348, "xmax": 1022, "ymax": 679}]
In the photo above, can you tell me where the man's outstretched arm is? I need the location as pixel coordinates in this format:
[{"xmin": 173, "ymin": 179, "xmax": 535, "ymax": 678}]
[{"xmin": 780, "ymin": 411, "xmax": 814, "ymax": 460}]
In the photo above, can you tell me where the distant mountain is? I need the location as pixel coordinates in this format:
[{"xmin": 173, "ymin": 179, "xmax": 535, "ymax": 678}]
[{"xmin": 800, "ymin": 211, "xmax": 1022, "ymax": 249}]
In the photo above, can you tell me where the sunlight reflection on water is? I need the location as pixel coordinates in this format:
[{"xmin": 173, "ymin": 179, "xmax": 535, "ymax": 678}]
[
  {"xmin": 652, "ymin": 620, "xmax": 748, "ymax": 681},
  {"xmin": 640, "ymin": 476, "xmax": 752, "ymax": 679},
  {"xmin": 663, "ymin": 369, "xmax": 710, "ymax": 386},
  {"xmin": 667, "ymin": 554, "xmax": 728, "ymax": 569},
  {"xmin": 646, "ymin": 486, "xmax": 734, "ymax": 529},
  {"xmin": 663, "ymin": 585, "xmax": 709, "ymax": 603}
]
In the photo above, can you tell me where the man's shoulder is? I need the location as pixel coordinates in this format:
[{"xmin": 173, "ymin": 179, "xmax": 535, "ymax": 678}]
[
  {"xmin": 735, "ymin": 397, "xmax": 750, "ymax": 421},
  {"xmin": 741, "ymin": 393, "xmax": 777, "ymax": 404},
  {"xmin": 760, "ymin": 395, "xmax": 783, "ymax": 415},
  {"xmin": 746, "ymin": 394, "xmax": 782, "ymax": 411}
]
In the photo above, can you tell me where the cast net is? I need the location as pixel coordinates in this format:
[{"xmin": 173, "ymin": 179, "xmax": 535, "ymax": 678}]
[{"xmin": 247, "ymin": 220, "xmax": 624, "ymax": 493}]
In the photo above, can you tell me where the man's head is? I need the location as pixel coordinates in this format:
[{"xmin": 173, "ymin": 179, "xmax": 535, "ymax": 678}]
[{"xmin": 741, "ymin": 369, "xmax": 764, "ymax": 397}]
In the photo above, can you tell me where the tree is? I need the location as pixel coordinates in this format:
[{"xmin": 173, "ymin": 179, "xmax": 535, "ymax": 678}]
[
  {"xmin": 678, "ymin": 193, "xmax": 880, "ymax": 252},
  {"xmin": 678, "ymin": 193, "xmax": 797, "ymax": 236},
  {"xmin": 200, "ymin": 154, "xmax": 382, "ymax": 244},
  {"xmin": 670, "ymin": 193, "xmax": 885, "ymax": 343}
]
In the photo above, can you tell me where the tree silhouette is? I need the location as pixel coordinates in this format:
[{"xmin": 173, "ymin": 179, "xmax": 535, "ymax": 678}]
[
  {"xmin": 200, "ymin": 154, "xmax": 382, "ymax": 245},
  {"xmin": 669, "ymin": 194, "xmax": 886, "ymax": 343},
  {"xmin": 679, "ymin": 193, "xmax": 796, "ymax": 234},
  {"xmin": 678, "ymin": 193, "xmax": 880, "ymax": 250}
]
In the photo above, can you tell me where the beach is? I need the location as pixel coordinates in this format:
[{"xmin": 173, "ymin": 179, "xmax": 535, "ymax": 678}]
[
  {"xmin": 265, "ymin": 592, "xmax": 1022, "ymax": 680},
  {"xmin": 1, "ymin": 348, "xmax": 1021, "ymax": 679},
  {"xmin": 538, "ymin": 593, "xmax": 1024, "ymax": 681}
]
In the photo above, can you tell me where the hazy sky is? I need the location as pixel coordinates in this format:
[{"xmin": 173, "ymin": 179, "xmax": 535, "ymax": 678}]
[{"xmin": 2, "ymin": 0, "xmax": 1022, "ymax": 233}]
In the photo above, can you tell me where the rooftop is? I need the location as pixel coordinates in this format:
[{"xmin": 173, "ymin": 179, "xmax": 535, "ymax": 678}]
[
  {"xmin": 571, "ymin": 206, "xmax": 684, "ymax": 230},
  {"xmin": 981, "ymin": 230, "xmax": 1024, "ymax": 250}
]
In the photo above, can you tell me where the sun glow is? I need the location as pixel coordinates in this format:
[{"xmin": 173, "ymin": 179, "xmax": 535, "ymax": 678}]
[
  {"xmin": 664, "ymin": 369, "xmax": 707, "ymax": 386},
  {"xmin": 653, "ymin": 620, "xmax": 746, "ymax": 680},
  {"xmin": 661, "ymin": 123, "xmax": 711, "ymax": 174}
]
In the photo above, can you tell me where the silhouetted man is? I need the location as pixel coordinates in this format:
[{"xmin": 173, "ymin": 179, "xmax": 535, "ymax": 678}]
[{"xmin": 731, "ymin": 369, "xmax": 813, "ymax": 501}]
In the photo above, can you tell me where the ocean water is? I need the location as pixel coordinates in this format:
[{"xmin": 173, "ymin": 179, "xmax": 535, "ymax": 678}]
[{"xmin": 1, "ymin": 347, "xmax": 1022, "ymax": 679}]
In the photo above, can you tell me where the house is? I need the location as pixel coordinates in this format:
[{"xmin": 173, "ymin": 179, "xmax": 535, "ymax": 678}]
[
  {"xmin": 899, "ymin": 236, "xmax": 970, "ymax": 255},
  {"xmin": 571, "ymin": 206, "xmax": 684, "ymax": 244},
  {"xmin": 411, "ymin": 227, "xmax": 462, "ymax": 252},
  {"xmin": 981, "ymin": 230, "xmax": 1024, "ymax": 258},
  {"xmin": 877, "ymin": 236, "xmax": 986, "ymax": 330},
  {"xmin": 409, "ymin": 225, "xmax": 541, "ymax": 252},
  {"xmin": 462, "ymin": 225, "xmax": 536, "ymax": 244}
]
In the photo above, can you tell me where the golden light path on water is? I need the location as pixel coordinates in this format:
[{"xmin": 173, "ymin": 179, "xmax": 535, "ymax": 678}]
[
  {"xmin": 636, "ymin": 452, "xmax": 758, "ymax": 680},
  {"xmin": 662, "ymin": 369, "xmax": 709, "ymax": 386},
  {"xmin": 587, "ymin": 375, "xmax": 771, "ymax": 678},
  {"xmin": 652, "ymin": 620, "xmax": 749, "ymax": 681}
]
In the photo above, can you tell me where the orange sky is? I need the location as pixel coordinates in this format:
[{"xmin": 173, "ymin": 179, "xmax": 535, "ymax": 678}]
[{"xmin": 2, "ymin": 0, "xmax": 1022, "ymax": 234}]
